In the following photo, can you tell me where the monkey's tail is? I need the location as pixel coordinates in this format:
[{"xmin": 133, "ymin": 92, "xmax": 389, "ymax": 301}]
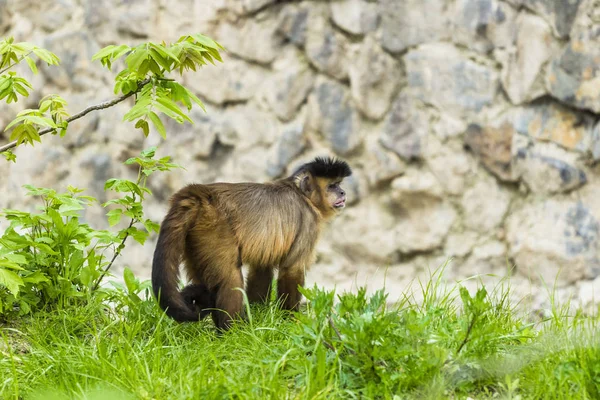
[{"xmin": 152, "ymin": 192, "xmax": 202, "ymax": 322}]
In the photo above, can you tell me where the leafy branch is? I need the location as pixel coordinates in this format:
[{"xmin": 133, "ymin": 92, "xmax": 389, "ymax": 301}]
[
  {"xmin": 1, "ymin": 33, "xmax": 224, "ymax": 161},
  {"xmin": 92, "ymin": 147, "xmax": 181, "ymax": 290},
  {"xmin": 0, "ymin": 37, "xmax": 59, "ymax": 102},
  {"xmin": 0, "ymin": 78, "xmax": 151, "ymax": 154}
]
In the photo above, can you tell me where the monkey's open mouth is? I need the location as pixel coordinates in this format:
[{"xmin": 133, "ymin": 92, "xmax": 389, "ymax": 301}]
[{"xmin": 333, "ymin": 199, "xmax": 346, "ymax": 209}]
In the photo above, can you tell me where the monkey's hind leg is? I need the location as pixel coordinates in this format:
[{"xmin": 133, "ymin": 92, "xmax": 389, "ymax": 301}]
[
  {"xmin": 211, "ymin": 266, "xmax": 245, "ymax": 331},
  {"xmin": 246, "ymin": 267, "xmax": 274, "ymax": 304},
  {"xmin": 277, "ymin": 268, "xmax": 305, "ymax": 312},
  {"xmin": 185, "ymin": 201, "xmax": 246, "ymax": 331}
]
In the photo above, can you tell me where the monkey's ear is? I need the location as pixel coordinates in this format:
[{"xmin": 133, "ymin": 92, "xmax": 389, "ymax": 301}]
[{"xmin": 299, "ymin": 174, "xmax": 313, "ymax": 195}]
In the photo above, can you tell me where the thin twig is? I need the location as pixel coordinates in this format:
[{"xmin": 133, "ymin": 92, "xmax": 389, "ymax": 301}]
[
  {"xmin": 322, "ymin": 339, "xmax": 336, "ymax": 352},
  {"xmin": 456, "ymin": 314, "xmax": 478, "ymax": 355},
  {"xmin": 92, "ymin": 219, "xmax": 135, "ymax": 291},
  {"xmin": 328, "ymin": 316, "xmax": 356, "ymax": 355},
  {"xmin": 328, "ymin": 317, "xmax": 342, "ymax": 339},
  {"xmin": 0, "ymin": 78, "xmax": 151, "ymax": 153}
]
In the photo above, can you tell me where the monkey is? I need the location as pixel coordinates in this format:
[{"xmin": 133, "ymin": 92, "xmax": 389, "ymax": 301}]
[{"xmin": 151, "ymin": 156, "xmax": 352, "ymax": 330}]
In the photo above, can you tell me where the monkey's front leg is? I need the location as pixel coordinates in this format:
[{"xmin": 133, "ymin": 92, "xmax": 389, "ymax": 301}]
[{"xmin": 277, "ymin": 268, "xmax": 305, "ymax": 311}]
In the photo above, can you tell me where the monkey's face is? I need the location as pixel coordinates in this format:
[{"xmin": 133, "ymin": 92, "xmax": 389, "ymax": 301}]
[
  {"xmin": 299, "ymin": 173, "xmax": 349, "ymax": 218},
  {"xmin": 325, "ymin": 181, "xmax": 347, "ymax": 212}
]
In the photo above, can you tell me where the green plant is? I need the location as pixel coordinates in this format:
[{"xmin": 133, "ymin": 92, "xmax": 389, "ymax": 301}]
[
  {"xmin": 0, "ymin": 147, "xmax": 180, "ymax": 319},
  {"xmin": 290, "ymin": 271, "xmax": 537, "ymax": 398},
  {"xmin": 97, "ymin": 146, "xmax": 181, "ymax": 289}
]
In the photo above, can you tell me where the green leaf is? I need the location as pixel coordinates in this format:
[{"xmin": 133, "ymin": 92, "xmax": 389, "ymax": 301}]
[
  {"xmin": 0, "ymin": 267, "xmax": 23, "ymax": 295},
  {"xmin": 35, "ymin": 237, "xmax": 54, "ymax": 245},
  {"xmin": 80, "ymin": 264, "xmax": 96, "ymax": 288},
  {"xmin": 123, "ymin": 267, "xmax": 138, "ymax": 294},
  {"xmin": 12, "ymin": 82, "xmax": 29, "ymax": 97},
  {"xmin": 143, "ymin": 219, "xmax": 160, "ymax": 233},
  {"xmin": 149, "ymin": 48, "xmax": 171, "ymax": 72},
  {"xmin": 102, "ymin": 198, "xmax": 130, "ymax": 207},
  {"xmin": 91, "ymin": 45, "xmax": 118, "ymax": 61},
  {"xmin": 128, "ymin": 227, "xmax": 149, "ymax": 245},
  {"xmin": 32, "ymin": 242, "xmax": 60, "ymax": 256},
  {"xmin": 141, "ymin": 147, "xmax": 157, "ymax": 158},
  {"xmin": 92, "ymin": 44, "xmax": 131, "ymax": 63},
  {"xmin": 190, "ymin": 33, "xmax": 225, "ymax": 51},
  {"xmin": 148, "ymin": 111, "xmax": 166, "ymax": 139},
  {"xmin": 10, "ymin": 124, "xmax": 41, "ymax": 145},
  {"xmin": 22, "ymin": 271, "xmax": 50, "ymax": 284},
  {"xmin": 0, "ymin": 76, "xmax": 11, "ymax": 92},
  {"xmin": 135, "ymin": 119, "xmax": 150, "ymax": 137},
  {"xmin": 155, "ymin": 97, "xmax": 192, "ymax": 123},
  {"xmin": 103, "ymin": 178, "xmax": 117, "ymax": 191},
  {"xmin": 25, "ymin": 115, "xmax": 57, "ymax": 128},
  {"xmin": 47, "ymin": 207, "xmax": 65, "ymax": 230},
  {"xmin": 29, "ymin": 48, "xmax": 55, "ymax": 65},
  {"xmin": 6, "ymin": 115, "xmax": 57, "ymax": 131},
  {"xmin": 205, "ymin": 47, "xmax": 223, "ymax": 63},
  {"xmin": 17, "ymin": 299, "xmax": 31, "ymax": 316},
  {"xmin": 32, "ymin": 48, "xmax": 60, "ymax": 65},
  {"xmin": 151, "ymin": 43, "xmax": 179, "ymax": 61},
  {"xmin": 2, "ymin": 253, "xmax": 27, "ymax": 265},
  {"xmin": 0, "ymin": 259, "xmax": 24, "ymax": 270},
  {"xmin": 184, "ymin": 88, "xmax": 205, "ymax": 111},
  {"xmin": 1, "ymin": 150, "xmax": 16, "ymax": 162},
  {"xmin": 123, "ymin": 94, "xmax": 152, "ymax": 121},
  {"xmin": 138, "ymin": 59, "xmax": 151, "ymax": 77},
  {"xmin": 25, "ymin": 56, "xmax": 38, "ymax": 74},
  {"xmin": 112, "ymin": 45, "xmax": 132, "ymax": 61},
  {"xmin": 126, "ymin": 46, "xmax": 149, "ymax": 72},
  {"xmin": 23, "ymin": 184, "xmax": 54, "ymax": 196},
  {"xmin": 104, "ymin": 179, "xmax": 143, "ymax": 196},
  {"xmin": 106, "ymin": 208, "xmax": 123, "ymax": 227},
  {"xmin": 5, "ymin": 116, "xmax": 25, "ymax": 131},
  {"xmin": 16, "ymin": 108, "xmax": 42, "ymax": 117},
  {"xmin": 148, "ymin": 59, "xmax": 161, "ymax": 75}
]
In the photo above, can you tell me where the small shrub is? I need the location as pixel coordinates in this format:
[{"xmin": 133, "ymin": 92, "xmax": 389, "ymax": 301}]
[{"xmin": 0, "ymin": 147, "xmax": 179, "ymax": 319}]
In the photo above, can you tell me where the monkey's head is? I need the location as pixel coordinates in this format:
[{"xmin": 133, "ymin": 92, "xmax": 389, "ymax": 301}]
[{"xmin": 292, "ymin": 157, "xmax": 352, "ymax": 219}]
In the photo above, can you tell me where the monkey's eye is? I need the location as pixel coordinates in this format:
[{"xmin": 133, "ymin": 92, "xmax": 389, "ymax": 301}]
[{"xmin": 327, "ymin": 183, "xmax": 338, "ymax": 190}]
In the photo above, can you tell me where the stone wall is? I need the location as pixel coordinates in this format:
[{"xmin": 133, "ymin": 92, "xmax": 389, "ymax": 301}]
[{"xmin": 2, "ymin": 0, "xmax": 600, "ymax": 309}]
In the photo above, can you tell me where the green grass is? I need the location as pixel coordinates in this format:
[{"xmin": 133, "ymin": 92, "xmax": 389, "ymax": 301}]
[{"xmin": 1, "ymin": 269, "xmax": 600, "ymax": 400}]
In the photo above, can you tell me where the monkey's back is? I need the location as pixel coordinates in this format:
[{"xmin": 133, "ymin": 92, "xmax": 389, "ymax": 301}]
[{"xmin": 182, "ymin": 182, "xmax": 319, "ymax": 268}]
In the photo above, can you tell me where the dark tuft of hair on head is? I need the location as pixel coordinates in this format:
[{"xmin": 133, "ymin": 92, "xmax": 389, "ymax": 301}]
[{"xmin": 293, "ymin": 157, "xmax": 352, "ymax": 180}]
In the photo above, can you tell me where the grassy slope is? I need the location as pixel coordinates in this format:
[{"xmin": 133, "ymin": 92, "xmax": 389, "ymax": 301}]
[{"xmin": 1, "ymin": 273, "xmax": 600, "ymax": 400}]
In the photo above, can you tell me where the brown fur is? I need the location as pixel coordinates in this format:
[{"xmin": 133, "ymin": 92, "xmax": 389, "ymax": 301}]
[{"xmin": 152, "ymin": 157, "xmax": 352, "ymax": 330}]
